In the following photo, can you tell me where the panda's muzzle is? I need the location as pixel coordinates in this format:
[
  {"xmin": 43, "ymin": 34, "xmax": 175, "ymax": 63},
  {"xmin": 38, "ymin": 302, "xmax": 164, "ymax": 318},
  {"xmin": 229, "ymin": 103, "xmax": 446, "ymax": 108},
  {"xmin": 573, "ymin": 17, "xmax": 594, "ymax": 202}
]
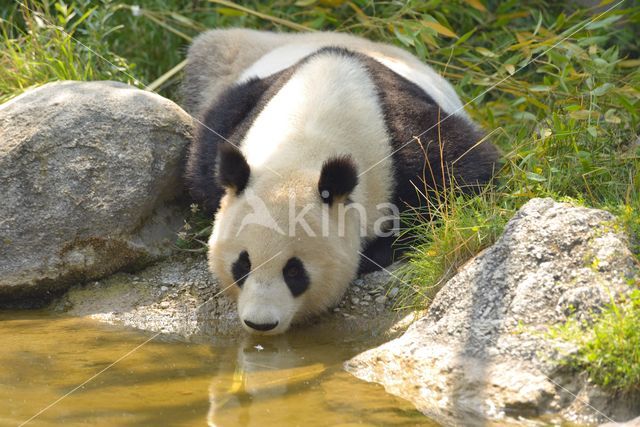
[{"xmin": 244, "ymin": 319, "xmax": 279, "ymax": 332}]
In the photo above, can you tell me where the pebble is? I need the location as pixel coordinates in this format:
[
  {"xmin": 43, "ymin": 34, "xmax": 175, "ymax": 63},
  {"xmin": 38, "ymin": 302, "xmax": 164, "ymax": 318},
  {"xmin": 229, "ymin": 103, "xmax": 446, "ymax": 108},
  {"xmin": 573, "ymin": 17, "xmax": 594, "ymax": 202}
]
[
  {"xmin": 363, "ymin": 294, "xmax": 372, "ymax": 301},
  {"xmin": 351, "ymin": 297, "xmax": 360, "ymax": 305},
  {"xmin": 353, "ymin": 279, "xmax": 364, "ymax": 287},
  {"xmin": 160, "ymin": 301, "xmax": 170, "ymax": 309},
  {"xmin": 332, "ymin": 307, "xmax": 340, "ymax": 313},
  {"xmin": 160, "ymin": 286, "xmax": 169, "ymax": 292},
  {"xmin": 360, "ymin": 301, "xmax": 369, "ymax": 306},
  {"xmin": 375, "ymin": 295, "xmax": 387, "ymax": 305},
  {"xmin": 389, "ymin": 287, "xmax": 399, "ymax": 299}
]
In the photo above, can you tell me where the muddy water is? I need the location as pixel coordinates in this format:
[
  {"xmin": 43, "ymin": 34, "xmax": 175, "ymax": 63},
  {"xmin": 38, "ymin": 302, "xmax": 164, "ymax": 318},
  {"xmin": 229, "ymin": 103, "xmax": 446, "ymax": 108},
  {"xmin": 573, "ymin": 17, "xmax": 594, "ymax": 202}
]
[{"xmin": 0, "ymin": 311, "xmax": 435, "ymax": 427}]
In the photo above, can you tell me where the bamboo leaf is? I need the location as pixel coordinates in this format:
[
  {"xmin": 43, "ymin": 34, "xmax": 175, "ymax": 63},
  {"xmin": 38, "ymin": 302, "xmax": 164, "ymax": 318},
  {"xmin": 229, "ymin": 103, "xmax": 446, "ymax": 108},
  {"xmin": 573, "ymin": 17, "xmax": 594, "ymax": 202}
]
[
  {"xmin": 394, "ymin": 26, "xmax": 415, "ymax": 47},
  {"xmin": 464, "ymin": 0, "xmax": 487, "ymax": 12},
  {"xmin": 513, "ymin": 111, "xmax": 537, "ymax": 121},
  {"xmin": 569, "ymin": 110, "xmax": 599, "ymax": 120},
  {"xmin": 525, "ymin": 171, "xmax": 547, "ymax": 182},
  {"xmin": 618, "ymin": 59, "xmax": 640, "ymax": 68},
  {"xmin": 604, "ymin": 109, "xmax": 621, "ymax": 124},
  {"xmin": 530, "ymin": 85, "xmax": 552, "ymax": 92},
  {"xmin": 476, "ymin": 46, "xmax": 496, "ymax": 57},
  {"xmin": 585, "ymin": 15, "xmax": 622, "ymax": 30},
  {"xmin": 421, "ymin": 19, "xmax": 457, "ymax": 38},
  {"xmin": 591, "ymin": 82, "xmax": 613, "ymax": 97}
]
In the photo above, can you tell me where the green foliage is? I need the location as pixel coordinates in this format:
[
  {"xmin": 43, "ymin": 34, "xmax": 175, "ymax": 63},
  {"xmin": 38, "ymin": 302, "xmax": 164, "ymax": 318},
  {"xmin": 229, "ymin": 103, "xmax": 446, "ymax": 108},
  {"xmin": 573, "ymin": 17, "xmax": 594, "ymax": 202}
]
[
  {"xmin": 174, "ymin": 203, "xmax": 212, "ymax": 253},
  {"xmin": 395, "ymin": 189, "xmax": 509, "ymax": 309},
  {"xmin": 0, "ymin": 1, "xmax": 136, "ymax": 102},
  {"xmin": 551, "ymin": 289, "xmax": 640, "ymax": 393}
]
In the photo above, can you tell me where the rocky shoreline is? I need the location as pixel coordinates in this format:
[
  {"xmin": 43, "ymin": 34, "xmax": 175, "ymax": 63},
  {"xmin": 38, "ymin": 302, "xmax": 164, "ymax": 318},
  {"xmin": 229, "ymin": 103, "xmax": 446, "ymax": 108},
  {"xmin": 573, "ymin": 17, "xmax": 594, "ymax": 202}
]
[{"xmin": 51, "ymin": 252, "xmax": 411, "ymax": 342}]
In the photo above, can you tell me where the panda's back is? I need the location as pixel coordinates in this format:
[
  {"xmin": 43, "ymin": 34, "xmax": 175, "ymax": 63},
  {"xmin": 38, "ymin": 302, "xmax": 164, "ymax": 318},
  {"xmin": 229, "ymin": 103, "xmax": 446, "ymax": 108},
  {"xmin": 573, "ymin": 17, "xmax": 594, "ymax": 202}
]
[
  {"xmin": 240, "ymin": 49, "xmax": 389, "ymax": 167},
  {"xmin": 238, "ymin": 41, "xmax": 467, "ymax": 119}
]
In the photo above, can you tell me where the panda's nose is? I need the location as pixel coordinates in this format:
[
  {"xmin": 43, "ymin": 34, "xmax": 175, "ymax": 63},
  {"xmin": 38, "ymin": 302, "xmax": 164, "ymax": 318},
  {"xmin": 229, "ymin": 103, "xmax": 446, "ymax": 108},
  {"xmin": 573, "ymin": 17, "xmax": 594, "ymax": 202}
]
[{"xmin": 244, "ymin": 319, "xmax": 279, "ymax": 332}]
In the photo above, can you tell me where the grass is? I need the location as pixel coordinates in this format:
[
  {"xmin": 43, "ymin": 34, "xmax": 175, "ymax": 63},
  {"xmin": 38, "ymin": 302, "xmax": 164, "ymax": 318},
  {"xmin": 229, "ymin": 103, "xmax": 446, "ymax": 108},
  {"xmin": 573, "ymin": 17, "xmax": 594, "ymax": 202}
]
[
  {"xmin": 1, "ymin": 0, "xmax": 639, "ymax": 392},
  {"xmin": 551, "ymin": 289, "xmax": 640, "ymax": 393},
  {"xmin": 394, "ymin": 188, "xmax": 509, "ymax": 309},
  {"xmin": 0, "ymin": 1, "xmax": 137, "ymax": 100}
]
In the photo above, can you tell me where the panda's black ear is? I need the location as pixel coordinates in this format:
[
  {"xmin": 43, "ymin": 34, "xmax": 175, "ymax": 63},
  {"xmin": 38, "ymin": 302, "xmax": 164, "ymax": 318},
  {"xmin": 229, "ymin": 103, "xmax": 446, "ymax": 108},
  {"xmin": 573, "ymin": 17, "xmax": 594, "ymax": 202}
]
[
  {"xmin": 216, "ymin": 143, "xmax": 250, "ymax": 195},
  {"xmin": 318, "ymin": 155, "xmax": 358, "ymax": 205}
]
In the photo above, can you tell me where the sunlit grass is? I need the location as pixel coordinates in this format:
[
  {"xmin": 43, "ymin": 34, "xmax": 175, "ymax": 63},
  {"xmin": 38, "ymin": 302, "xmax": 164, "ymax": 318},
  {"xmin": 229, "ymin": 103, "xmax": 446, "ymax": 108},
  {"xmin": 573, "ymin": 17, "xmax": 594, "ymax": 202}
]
[
  {"xmin": 0, "ymin": 1, "xmax": 136, "ymax": 101},
  {"xmin": 551, "ymin": 289, "xmax": 640, "ymax": 393},
  {"xmin": 393, "ymin": 183, "xmax": 509, "ymax": 310}
]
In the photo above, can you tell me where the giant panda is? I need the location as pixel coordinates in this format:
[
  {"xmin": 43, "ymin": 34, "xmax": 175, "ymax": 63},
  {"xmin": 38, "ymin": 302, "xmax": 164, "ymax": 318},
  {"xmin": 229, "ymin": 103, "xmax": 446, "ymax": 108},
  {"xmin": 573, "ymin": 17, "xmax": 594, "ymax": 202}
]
[{"xmin": 183, "ymin": 29, "xmax": 500, "ymax": 335}]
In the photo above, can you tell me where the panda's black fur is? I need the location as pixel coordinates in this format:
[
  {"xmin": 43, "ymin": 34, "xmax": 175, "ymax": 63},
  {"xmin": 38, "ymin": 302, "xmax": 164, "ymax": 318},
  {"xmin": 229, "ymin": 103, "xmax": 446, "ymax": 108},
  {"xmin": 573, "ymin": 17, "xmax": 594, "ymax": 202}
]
[{"xmin": 186, "ymin": 47, "xmax": 500, "ymax": 273}]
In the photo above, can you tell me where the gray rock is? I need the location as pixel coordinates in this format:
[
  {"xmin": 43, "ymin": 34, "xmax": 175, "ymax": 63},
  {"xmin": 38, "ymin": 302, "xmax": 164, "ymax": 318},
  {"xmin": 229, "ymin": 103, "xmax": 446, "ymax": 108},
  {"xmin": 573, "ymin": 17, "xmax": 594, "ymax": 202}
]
[
  {"xmin": 0, "ymin": 81, "xmax": 193, "ymax": 305},
  {"xmin": 346, "ymin": 198, "xmax": 640, "ymax": 425},
  {"xmin": 52, "ymin": 253, "xmax": 240, "ymax": 338}
]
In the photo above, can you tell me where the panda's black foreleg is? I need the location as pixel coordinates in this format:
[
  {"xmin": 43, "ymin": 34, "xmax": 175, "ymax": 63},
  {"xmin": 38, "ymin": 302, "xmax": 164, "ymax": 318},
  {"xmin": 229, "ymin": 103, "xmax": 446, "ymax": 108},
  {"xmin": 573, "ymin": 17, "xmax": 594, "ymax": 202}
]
[{"xmin": 357, "ymin": 235, "xmax": 397, "ymax": 274}]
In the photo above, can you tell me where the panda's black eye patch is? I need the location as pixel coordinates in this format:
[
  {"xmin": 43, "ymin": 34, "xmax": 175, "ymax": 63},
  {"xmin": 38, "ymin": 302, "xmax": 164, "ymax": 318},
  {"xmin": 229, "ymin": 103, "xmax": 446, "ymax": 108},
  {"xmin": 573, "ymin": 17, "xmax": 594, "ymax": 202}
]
[
  {"xmin": 282, "ymin": 257, "xmax": 309, "ymax": 297},
  {"xmin": 231, "ymin": 250, "xmax": 251, "ymax": 288}
]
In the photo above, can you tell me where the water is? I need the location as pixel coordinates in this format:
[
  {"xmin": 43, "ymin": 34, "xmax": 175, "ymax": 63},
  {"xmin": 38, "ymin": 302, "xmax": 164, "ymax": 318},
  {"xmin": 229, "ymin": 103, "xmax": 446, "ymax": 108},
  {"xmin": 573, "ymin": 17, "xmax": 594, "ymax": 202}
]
[{"xmin": 0, "ymin": 311, "xmax": 435, "ymax": 426}]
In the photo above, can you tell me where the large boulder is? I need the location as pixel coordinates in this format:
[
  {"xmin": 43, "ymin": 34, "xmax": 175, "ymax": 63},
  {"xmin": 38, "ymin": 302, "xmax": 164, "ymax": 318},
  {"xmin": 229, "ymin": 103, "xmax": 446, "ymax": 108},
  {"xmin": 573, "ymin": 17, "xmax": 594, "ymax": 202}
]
[
  {"xmin": 0, "ymin": 81, "xmax": 193, "ymax": 305},
  {"xmin": 346, "ymin": 198, "xmax": 640, "ymax": 425}
]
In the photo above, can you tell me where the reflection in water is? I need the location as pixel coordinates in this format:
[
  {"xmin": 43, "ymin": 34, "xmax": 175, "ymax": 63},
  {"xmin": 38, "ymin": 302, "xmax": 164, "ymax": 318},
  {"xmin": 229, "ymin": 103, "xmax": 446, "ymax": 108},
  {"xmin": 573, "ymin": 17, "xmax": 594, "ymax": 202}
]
[
  {"xmin": 0, "ymin": 311, "xmax": 433, "ymax": 426},
  {"xmin": 208, "ymin": 335, "xmax": 329, "ymax": 426},
  {"xmin": 207, "ymin": 328, "xmax": 436, "ymax": 427}
]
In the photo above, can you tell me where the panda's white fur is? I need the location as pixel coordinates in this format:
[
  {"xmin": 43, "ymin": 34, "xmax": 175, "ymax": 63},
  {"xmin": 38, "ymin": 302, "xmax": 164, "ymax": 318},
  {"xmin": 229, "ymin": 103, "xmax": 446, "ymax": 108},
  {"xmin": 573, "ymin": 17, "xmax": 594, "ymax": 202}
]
[{"xmin": 184, "ymin": 29, "xmax": 500, "ymax": 335}]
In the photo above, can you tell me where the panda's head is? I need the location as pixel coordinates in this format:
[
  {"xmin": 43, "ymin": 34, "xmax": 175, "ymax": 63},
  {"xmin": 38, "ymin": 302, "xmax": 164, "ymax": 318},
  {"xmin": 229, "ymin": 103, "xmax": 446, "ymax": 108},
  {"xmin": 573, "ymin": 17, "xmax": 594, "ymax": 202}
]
[{"xmin": 208, "ymin": 143, "xmax": 362, "ymax": 335}]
